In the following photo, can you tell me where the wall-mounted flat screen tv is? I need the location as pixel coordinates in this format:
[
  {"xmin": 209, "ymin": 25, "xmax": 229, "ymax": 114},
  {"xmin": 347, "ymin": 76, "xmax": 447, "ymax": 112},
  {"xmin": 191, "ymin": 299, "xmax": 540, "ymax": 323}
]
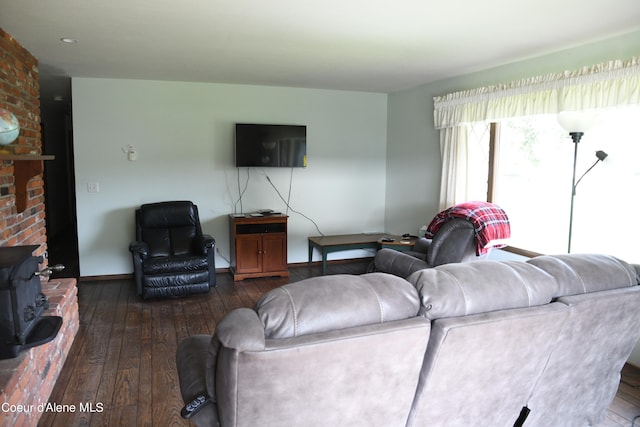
[{"xmin": 235, "ymin": 123, "xmax": 307, "ymax": 167}]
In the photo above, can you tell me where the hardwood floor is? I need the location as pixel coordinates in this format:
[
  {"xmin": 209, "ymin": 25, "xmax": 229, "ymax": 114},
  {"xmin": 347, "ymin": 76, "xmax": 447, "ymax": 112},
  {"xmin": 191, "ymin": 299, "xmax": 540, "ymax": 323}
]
[
  {"xmin": 39, "ymin": 261, "xmax": 369, "ymax": 426},
  {"xmin": 40, "ymin": 260, "xmax": 640, "ymax": 427},
  {"xmin": 603, "ymin": 364, "xmax": 640, "ymax": 427}
]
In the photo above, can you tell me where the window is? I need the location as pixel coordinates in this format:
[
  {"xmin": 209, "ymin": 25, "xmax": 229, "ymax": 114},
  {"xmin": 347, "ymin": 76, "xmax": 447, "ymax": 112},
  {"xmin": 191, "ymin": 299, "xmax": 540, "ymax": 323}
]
[
  {"xmin": 433, "ymin": 57, "xmax": 639, "ymax": 261},
  {"xmin": 469, "ymin": 105, "xmax": 640, "ymax": 262}
]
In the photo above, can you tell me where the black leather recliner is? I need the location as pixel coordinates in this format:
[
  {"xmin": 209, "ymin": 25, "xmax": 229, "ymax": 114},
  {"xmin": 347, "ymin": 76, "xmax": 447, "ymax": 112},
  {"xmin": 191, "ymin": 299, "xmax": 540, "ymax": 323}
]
[{"xmin": 129, "ymin": 201, "xmax": 216, "ymax": 300}]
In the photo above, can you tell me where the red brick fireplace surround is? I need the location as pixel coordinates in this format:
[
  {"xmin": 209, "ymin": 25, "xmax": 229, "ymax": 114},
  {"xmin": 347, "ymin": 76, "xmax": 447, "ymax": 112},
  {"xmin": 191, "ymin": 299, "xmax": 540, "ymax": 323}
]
[
  {"xmin": 1, "ymin": 28, "xmax": 80, "ymax": 425},
  {"xmin": 1, "ymin": 28, "xmax": 47, "ymax": 247},
  {"xmin": 0, "ymin": 278, "xmax": 79, "ymax": 426}
]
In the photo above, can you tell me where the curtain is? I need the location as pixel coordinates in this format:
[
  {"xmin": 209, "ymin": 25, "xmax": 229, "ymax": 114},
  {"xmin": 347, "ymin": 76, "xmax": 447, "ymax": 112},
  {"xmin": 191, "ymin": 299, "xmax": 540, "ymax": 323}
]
[
  {"xmin": 438, "ymin": 126, "xmax": 470, "ymax": 209},
  {"xmin": 434, "ymin": 57, "xmax": 640, "ymax": 206}
]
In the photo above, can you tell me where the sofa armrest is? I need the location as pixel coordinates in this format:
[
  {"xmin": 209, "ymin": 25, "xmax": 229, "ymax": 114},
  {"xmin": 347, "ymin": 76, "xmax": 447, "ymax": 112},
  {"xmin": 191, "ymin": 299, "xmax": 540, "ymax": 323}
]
[
  {"xmin": 374, "ymin": 248, "xmax": 431, "ymax": 278},
  {"xmin": 216, "ymin": 308, "xmax": 265, "ymax": 352},
  {"xmin": 176, "ymin": 335, "xmax": 220, "ymax": 426},
  {"xmin": 177, "ymin": 314, "xmax": 264, "ymax": 427}
]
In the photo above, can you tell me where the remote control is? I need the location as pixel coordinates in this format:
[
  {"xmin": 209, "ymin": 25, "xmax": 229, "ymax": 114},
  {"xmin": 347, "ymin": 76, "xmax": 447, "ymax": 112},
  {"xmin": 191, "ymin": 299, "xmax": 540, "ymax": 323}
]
[{"xmin": 181, "ymin": 394, "xmax": 212, "ymax": 419}]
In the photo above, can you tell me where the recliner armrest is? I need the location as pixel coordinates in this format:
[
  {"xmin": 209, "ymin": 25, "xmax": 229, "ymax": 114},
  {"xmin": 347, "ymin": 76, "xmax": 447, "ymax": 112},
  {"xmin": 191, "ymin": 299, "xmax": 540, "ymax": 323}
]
[
  {"xmin": 412, "ymin": 237, "xmax": 431, "ymax": 255},
  {"xmin": 195, "ymin": 234, "xmax": 216, "ymax": 255},
  {"xmin": 633, "ymin": 264, "xmax": 640, "ymax": 285},
  {"xmin": 374, "ymin": 248, "xmax": 431, "ymax": 278},
  {"xmin": 129, "ymin": 241, "xmax": 149, "ymax": 260}
]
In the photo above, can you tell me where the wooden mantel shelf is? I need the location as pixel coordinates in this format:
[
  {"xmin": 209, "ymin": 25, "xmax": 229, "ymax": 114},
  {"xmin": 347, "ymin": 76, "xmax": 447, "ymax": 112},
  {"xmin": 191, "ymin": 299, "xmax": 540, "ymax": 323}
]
[
  {"xmin": 0, "ymin": 154, "xmax": 55, "ymax": 161},
  {"xmin": 0, "ymin": 154, "xmax": 55, "ymax": 212}
]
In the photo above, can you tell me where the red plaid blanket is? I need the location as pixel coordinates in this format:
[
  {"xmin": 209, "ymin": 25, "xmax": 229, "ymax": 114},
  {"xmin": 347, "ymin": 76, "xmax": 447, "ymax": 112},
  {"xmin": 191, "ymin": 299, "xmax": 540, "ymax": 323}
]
[{"xmin": 426, "ymin": 201, "xmax": 511, "ymax": 255}]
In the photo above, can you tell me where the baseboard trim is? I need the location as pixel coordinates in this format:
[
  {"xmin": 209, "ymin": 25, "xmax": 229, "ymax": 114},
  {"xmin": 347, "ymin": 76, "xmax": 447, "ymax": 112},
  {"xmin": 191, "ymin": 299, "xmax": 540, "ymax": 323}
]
[
  {"xmin": 77, "ymin": 257, "xmax": 374, "ymax": 282},
  {"xmin": 78, "ymin": 273, "xmax": 133, "ymax": 282}
]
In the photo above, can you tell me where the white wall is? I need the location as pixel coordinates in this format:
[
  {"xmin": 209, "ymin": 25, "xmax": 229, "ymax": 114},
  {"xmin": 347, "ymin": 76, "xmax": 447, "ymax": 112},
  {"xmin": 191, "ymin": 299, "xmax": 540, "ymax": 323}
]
[{"xmin": 72, "ymin": 78, "xmax": 387, "ymax": 276}]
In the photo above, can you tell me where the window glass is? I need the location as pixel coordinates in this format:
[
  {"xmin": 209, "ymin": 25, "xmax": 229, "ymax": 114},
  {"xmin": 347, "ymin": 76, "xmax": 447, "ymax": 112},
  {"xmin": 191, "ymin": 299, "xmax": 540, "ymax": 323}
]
[
  {"xmin": 491, "ymin": 105, "xmax": 640, "ymax": 262},
  {"xmin": 493, "ymin": 114, "xmax": 569, "ymax": 254},
  {"xmin": 578, "ymin": 105, "xmax": 640, "ymax": 262}
]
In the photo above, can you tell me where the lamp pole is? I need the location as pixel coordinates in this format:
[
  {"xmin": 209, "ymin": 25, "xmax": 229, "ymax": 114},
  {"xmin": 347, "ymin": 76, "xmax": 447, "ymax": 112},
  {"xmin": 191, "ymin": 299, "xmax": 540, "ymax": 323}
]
[
  {"xmin": 567, "ymin": 132, "xmax": 583, "ymax": 253},
  {"xmin": 558, "ymin": 110, "xmax": 598, "ymax": 254},
  {"xmin": 566, "ymin": 135, "xmax": 608, "ymax": 253}
]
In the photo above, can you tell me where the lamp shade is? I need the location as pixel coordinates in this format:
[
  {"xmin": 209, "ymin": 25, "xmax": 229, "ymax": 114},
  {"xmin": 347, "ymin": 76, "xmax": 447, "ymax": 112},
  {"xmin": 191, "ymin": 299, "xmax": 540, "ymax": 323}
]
[{"xmin": 558, "ymin": 110, "xmax": 598, "ymax": 133}]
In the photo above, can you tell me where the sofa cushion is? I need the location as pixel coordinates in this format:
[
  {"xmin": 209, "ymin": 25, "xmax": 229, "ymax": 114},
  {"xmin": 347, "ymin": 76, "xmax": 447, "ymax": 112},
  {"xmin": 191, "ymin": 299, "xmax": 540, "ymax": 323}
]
[
  {"xmin": 408, "ymin": 261, "xmax": 557, "ymax": 319},
  {"xmin": 527, "ymin": 253, "xmax": 639, "ymax": 297},
  {"xmin": 256, "ymin": 273, "xmax": 420, "ymax": 339}
]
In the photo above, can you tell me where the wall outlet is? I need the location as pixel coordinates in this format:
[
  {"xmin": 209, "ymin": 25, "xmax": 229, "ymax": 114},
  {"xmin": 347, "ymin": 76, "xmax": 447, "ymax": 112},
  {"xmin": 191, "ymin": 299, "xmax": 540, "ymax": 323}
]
[{"xmin": 87, "ymin": 182, "xmax": 100, "ymax": 193}]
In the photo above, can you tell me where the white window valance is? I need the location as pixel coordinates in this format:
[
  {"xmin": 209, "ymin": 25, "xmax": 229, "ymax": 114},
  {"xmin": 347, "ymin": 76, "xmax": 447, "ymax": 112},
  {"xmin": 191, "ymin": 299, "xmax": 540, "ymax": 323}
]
[{"xmin": 434, "ymin": 56, "xmax": 640, "ymax": 129}]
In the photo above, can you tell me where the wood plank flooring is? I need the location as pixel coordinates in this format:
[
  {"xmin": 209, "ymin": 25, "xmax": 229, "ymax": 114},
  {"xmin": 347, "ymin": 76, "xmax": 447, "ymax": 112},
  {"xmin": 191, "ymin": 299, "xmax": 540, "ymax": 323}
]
[
  {"xmin": 39, "ymin": 261, "xmax": 368, "ymax": 426},
  {"xmin": 39, "ymin": 260, "xmax": 640, "ymax": 426}
]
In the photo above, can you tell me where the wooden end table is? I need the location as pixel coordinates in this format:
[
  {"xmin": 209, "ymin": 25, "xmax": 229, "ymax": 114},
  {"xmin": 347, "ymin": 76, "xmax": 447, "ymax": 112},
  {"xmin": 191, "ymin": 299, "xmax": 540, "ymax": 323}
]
[{"xmin": 308, "ymin": 233, "xmax": 417, "ymax": 275}]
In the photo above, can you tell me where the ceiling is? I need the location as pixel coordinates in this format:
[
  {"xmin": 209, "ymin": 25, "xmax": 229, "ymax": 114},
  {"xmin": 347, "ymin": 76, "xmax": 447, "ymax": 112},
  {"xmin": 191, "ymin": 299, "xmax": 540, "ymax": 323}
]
[{"xmin": 1, "ymin": 0, "xmax": 639, "ymax": 107}]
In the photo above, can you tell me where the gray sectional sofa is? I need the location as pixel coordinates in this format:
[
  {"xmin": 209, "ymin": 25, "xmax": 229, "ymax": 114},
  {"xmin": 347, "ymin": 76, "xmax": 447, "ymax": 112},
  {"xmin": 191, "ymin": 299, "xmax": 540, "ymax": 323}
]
[{"xmin": 176, "ymin": 253, "xmax": 640, "ymax": 427}]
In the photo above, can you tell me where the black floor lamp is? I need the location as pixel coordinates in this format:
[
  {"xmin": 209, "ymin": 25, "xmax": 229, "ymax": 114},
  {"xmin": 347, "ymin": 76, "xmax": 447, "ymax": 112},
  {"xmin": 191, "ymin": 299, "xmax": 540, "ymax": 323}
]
[{"xmin": 558, "ymin": 111, "xmax": 607, "ymax": 253}]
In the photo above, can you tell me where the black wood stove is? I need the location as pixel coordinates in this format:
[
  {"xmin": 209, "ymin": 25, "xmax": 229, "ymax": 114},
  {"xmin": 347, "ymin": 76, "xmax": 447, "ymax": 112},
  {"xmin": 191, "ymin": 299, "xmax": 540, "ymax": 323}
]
[{"xmin": 0, "ymin": 245, "xmax": 63, "ymax": 359}]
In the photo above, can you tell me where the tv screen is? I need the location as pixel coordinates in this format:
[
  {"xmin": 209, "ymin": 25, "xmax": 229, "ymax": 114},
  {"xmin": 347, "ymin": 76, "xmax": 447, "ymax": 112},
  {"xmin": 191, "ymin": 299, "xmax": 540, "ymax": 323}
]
[{"xmin": 235, "ymin": 124, "xmax": 307, "ymax": 167}]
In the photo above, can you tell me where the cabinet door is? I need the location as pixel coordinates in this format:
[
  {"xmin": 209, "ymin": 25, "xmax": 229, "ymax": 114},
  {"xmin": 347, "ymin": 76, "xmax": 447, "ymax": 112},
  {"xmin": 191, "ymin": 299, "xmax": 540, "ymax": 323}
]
[
  {"xmin": 235, "ymin": 234, "xmax": 262, "ymax": 274},
  {"xmin": 262, "ymin": 233, "xmax": 288, "ymax": 272}
]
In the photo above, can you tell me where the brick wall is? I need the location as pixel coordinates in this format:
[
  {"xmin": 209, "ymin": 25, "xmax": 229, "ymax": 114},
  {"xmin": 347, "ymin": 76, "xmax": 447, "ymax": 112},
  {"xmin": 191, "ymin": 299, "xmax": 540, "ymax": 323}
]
[
  {"xmin": 0, "ymin": 27, "xmax": 47, "ymax": 257},
  {"xmin": 0, "ymin": 28, "xmax": 77, "ymax": 426},
  {"xmin": 0, "ymin": 278, "xmax": 79, "ymax": 426}
]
